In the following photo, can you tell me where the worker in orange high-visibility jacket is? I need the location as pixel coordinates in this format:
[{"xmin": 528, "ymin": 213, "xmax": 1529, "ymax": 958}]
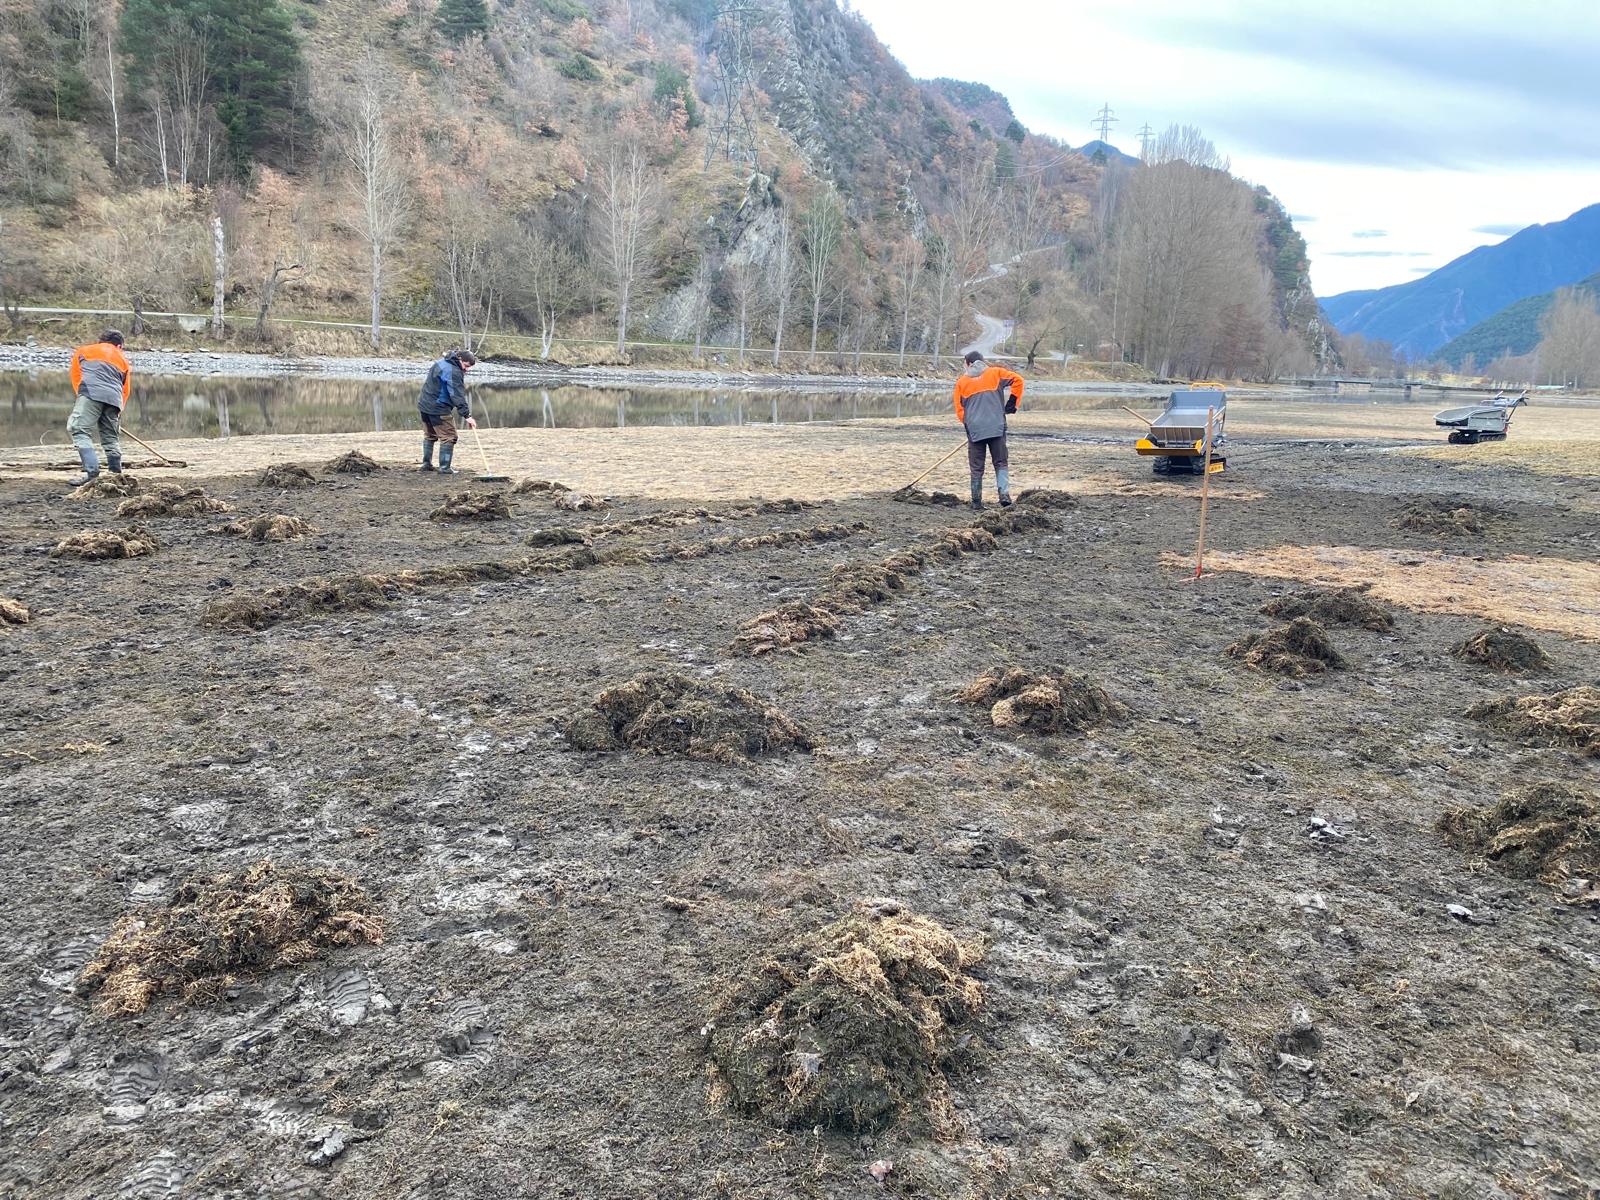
[
  {"xmin": 66, "ymin": 329, "xmax": 133, "ymax": 485},
  {"xmin": 953, "ymin": 350, "xmax": 1024, "ymax": 509}
]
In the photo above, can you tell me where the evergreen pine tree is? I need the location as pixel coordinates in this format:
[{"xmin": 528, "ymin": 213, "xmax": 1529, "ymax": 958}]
[{"xmin": 437, "ymin": 0, "xmax": 490, "ymax": 41}]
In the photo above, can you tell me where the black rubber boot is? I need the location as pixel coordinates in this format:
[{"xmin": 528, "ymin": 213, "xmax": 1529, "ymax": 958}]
[
  {"xmin": 438, "ymin": 444, "xmax": 459, "ymax": 475},
  {"xmin": 69, "ymin": 446, "xmax": 100, "ymax": 487},
  {"xmin": 969, "ymin": 476, "xmax": 984, "ymax": 511},
  {"xmin": 107, "ymin": 454, "xmax": 122, "ymax": 474},
  {"xmin": 420, "ymin": 439, "xmax": 436, "ymax": 472}
]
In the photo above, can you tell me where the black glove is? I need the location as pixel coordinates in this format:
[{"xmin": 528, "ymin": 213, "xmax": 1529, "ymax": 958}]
[{"xmin": 1005, "ymin": 400, "xmax": 1018, "ymax": 414}]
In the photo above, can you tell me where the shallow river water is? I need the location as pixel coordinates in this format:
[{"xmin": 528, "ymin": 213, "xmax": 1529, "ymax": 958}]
[{"xmin": 0, "ymin": 369, "xmax": 1476, "ymax": 448}]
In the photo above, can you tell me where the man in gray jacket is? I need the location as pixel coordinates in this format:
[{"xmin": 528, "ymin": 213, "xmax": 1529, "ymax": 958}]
[
  {"xmin": 953, "ymin": 350, "xmax": 1024, "ymax": 509},
  {"xmin": 67, "ymin": 330, "xmax": 133, "ymax": 485}
]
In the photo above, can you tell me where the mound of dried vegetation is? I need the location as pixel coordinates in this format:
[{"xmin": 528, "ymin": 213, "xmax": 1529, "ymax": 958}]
[
  {"xmin": 66, "ymin": 473, "xmax": 141, "ymax": 500},
  {"xmin": 1261, "ymin": 585, "xmax": 1394, "ymax": 631},
  {"xmin": 215, "ymin": 514, "xmax": 315, "ymax": 542},
  {"xmin": 1, "ymin": 595, "xmax": 29, "ymax": 629},
  {"xmin": 564, "ymin": 673, "xmax": 816, "ymax": 763},
  {"xmin": 1468, "ymin": 686, "xmax": 1600, "ymax": 755},
  {"xmin": 1452, "ymin": 626, "xmax": 1550, "ymax": 672},
  {"xmin": 890, "ymin": 486, "xmax": 963, "ymax": 506},
  {"xmin": 49, "ymin": 526, "xmax": 159, "ymax": 561},
  {"xmin": 326, "ymin": 450, "xmax": 384, "ymax": 474},
  {"xmin": 513, "ymin": 478, "xmax": 571, "ymax": 494},
  {"xmin": 430, "ymin": 490, "xmax": 511, "ymax": 521},
  {"xmin": 956, "ymin": 667, "xmax": 1126, "ymax": 734},
  {"xmin": 1439, "ymin": 784, "xmax": 1598, "ymax": 905},
  {"xmin": 553, "ymin": 491, "xmax": 608, "ymax": 512},
  {"xmin": 706, "ymin": 899, "xmax": 984, "ymax": 1133},
  {"xmin": 116, "ymin": 483, "xmax": 232, "ymax": 518},
  {"xmin": 1393, "ymin": 498, "xmax": 1490, "ymax": 535},
  {"xmin": 1016, "ymin": 488, "xmax": 1079, "ymax": 510},
  {"xmin": 78, "ymin": 861, "xmax": 382, "ymax": 1015},
  {"xmin": 1227, "ymin": 617, "xmax": 1345, "ymax": 677},
  {"xmin": 260, "ymin": 463, "xmax": 318, "ymax": 488}
]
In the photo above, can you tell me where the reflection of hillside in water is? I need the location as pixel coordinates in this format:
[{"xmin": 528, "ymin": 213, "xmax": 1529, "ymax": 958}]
[{"xmin": 4, "ymin": 372, "xmax": 982, "ymax": 445}]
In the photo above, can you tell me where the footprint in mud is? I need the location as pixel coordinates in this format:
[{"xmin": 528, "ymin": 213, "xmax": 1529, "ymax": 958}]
[
  {"xmin": 433, "ymin": 997, "xmax": 497, "ymax": 1071},
  {"xmin": 104, "ymin": 1051, "xmax": 162, "ymax": 1123},
  {"xmin": 39, "ymin": 936, "xmax": 103, "ymax": 991},
  {"xmin": 257, "ymin": 1097, "xmax": 328, "ymax": 1140},
  {"xmin": 116, "ymin": 1150, "xmax": 185, "ymax": 1199},
  {"xmin": 324, "ymin": 968, "xmax": 373, "ymax": 1027},
  {"xmin": 166, "ymin": 801, "xmax": 228, "ymax": 836}
]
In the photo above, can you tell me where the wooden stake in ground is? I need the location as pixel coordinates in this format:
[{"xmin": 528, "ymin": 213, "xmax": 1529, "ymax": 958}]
[{"xmin": 1193, "ymin": 406, "xmax": 1216, "ymax": 579}]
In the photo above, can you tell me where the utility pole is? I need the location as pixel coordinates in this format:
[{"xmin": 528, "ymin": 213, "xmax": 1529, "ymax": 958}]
[
  {"xmin": 1137, "ymin": 123, "xmax": 1154, "ymax": 159},
  {"xmin": 1091, "ymin": 103, "xmax": 1118, "ymax": 143}
]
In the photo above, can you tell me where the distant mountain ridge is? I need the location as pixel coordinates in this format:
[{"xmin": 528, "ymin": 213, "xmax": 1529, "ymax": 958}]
[
  {"xmin": 1077, "ymin": 140, "xmax": 1140, "ymax": 167},
  {"xmin": 1323, "ymin": 203, "xmax": 1600, "ymax": 359},
  {"xmin": 1437, "ymin": 271, "xmax": 1600, "ymax": 367}
]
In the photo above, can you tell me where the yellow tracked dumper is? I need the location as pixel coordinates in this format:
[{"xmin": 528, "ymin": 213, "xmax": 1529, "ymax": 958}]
[{"xmin": 1134, "ymin": 384, "xmax": 1227, "ymax": 476}]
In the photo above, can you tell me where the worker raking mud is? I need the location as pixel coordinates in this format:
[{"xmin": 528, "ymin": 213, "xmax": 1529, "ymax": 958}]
[
  {"xmin": 418, "ymin": 348, "xmax": 477, "ymax": 474},
  {"xmin": 66, "ymin": 329, "xmax": 132, "ymax": 486},
  {"xmin": 953, "ymin": 350, "xmax": 1024, "ymax": 509}
]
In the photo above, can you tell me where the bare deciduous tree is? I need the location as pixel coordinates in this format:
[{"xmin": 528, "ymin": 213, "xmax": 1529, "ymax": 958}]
[
  {"xmin": 521, "ymin": 229, "xmax": 578, "ymax": 359},
  {"xmin": 768, "ymin": 210, "xmax": 795, "ymax": 366},
  {"xmin": 890, "ymin": 234, "xmax": 924, "ymax": 366},
  {"xmin": 255, "ymin": 259, "xmax": 305, "ymax": 340},
  {"xmin": 1536, "ymin": 288, "xmax": 1600, "ymax": 387},
  {"xmin": 443, "ymin": 192, "xmax": 501, "ymax": 351},
  {"xmin": 725, "ymin": 249, "xmax": 764, "ymax": 367},
  {"xmin": 801, "ymin": 188, "xmax": 843, "ymax": 363},
  {"xmin": 590, "ymin": 131, "xmax": 663, "ymax": 355},
  {"xmin": 335, "ymin": 57, "xmax": 409, "ymax": 350}
]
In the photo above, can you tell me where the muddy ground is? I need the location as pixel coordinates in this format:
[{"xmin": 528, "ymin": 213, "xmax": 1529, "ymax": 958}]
[{"xmin": 1, "ymin": 427, "xmax": 1597, "ymax": 1200}]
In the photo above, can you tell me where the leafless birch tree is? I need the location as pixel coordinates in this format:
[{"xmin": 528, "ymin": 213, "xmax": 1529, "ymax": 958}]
[
  {"xmin": 336, "ymin": 57, "xmax": 408, "ymax": 349},
  {"xmin": 591, "ymin": 131, "xmax": 663, "ymax": 355}
]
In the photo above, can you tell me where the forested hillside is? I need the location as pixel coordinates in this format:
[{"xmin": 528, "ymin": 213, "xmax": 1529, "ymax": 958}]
[{"xmin": 0, "ymin": 0, "xmax": 1332, "ymax": 378}]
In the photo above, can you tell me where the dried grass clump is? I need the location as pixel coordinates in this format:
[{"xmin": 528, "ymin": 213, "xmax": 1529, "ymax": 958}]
[
  {"xmin": 260, "ymin": 464, "xmax": 318, "ymax": 489},
  {"xmin": 49, "ymin": 525, "xmax": 159, "ymax": 561},
  {"xmin": 956, "ymin": 667, "xmax": 1126, "ymax": 734},
  {"xmin": 513, "ymin": 478, "xmax": 572, "ymax": 494},
  {"xmin": 116, "ymin": 483, "xmax": 233, "ymax": 518},
  {"xmin": 564, "ymin": 672, "xmax": 816, "ymax": 763},
  {"xmin": 1452, "ymin": 627, "xmax": 1551, "ymax": 673},
  {"xmin": 890, "ymin": 486, "xmax": 963, "ymax": 506},
  {"xmin": 326, "ymin": 450, "xmax": 384, "ymax": 475},
  {"xmin": 1393, "ymin": 498, "xmax": 1489, "ymax": 535},
  {"xmin": 1016, "ymin": 488, "xmax": 1078, "ymax": 510},
  {"xmin": 1439, "ymin": 784, "xmax": 1599, "ymax": 905},
  {"xmin": 1261, "ymin": 585, "xmax": 1394, "ymax": 631},
  {"xmin": 732, "ymin": 603, "xmax": 843, "ymax": 656},
  {"xmin": 78, "ymin": 861, "xmax": 382, "ymax": 1016},
  {"xmin": 0, "ymin": 595, "xmax": 29, "ymax": 628},
  {"xmin": 215, "ymin": 514, "xmax": 315, "ymax": 542},
  {"xmin": 1468, "ymin": 686, "xmax": 1600, "ymax": 756},
  {"xmin": 706, "ymin": 901, "xmax": 984, "ymax": 1133},
  {"xmin": 754, "ymin": 498, "xmax": 814, "ymax": 513},
  {"xmin": 972, "ymin": 508, "xmax": 1053, "ymax": 537},
  {"xmin": 553, "ymin": 490, "xmax": 608, "ymax": 511},
  {"xmin": 430, "ymin": 490, "xmax": 512, "ymax": 521},
  {"xmin": 524, "ymin": 526, "xmax": 592, "ymax": 547},
  {"xmin": 66, "ymin": 473, "xmax": 141, "ymax": 501},
  {"xmin": 1227, "ymin": 617, "xmax": 1345, "ymax": 677},
  {"xmin": 205, "ymin": 574, "xmax": 403, "ymax": 629}
]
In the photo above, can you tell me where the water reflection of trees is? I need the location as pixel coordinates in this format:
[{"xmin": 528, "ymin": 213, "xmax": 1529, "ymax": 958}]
[{"xmin": 3, "ymin": 372, "xmax": 995, "ymax": 445}]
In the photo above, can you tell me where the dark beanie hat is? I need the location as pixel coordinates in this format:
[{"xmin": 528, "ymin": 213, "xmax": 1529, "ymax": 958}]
[
  {"xmin": 964, "ymin": 350, "xmax": 984, "ymax": 365},
  {"xmin": 101, "ymin": 329, "xmax": 125, "ymax": 346}
]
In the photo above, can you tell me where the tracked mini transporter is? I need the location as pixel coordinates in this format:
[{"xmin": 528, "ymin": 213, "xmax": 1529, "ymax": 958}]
[
  {"xmin": 1435, "ymin": 391, "xmax": 1527, "ymax": 444},
  {"xmin": 1135, "ymin": 385, "xmax": 1228, "ymax": 476}
]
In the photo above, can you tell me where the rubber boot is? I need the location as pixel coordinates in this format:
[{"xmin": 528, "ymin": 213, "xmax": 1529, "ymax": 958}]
[
  {"xmin": 969, "ymin": 474, "xmax": 984, "ymax": 511},
  {"xmin": 420, "ymin": 439, "xmax": 436, "ymax": 472},
  {"xmin": 68, "ymin": 446, "xmax": 100, "ymax": 487},
  {"xmin": 107, "ymin": 454, "xmax": 122, "ymax": 474},
  {"xmin": 438, "ymin": 443, "xmax": 459, "ymax": 475},
  {"xmin": 997, "ymin": 468, "xmax": 1012, "ymax": 508}
]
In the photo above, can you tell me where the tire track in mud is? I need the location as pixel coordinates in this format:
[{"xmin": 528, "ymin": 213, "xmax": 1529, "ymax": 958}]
[{"xmin": 200, "ymin": 514, "xmax": 864, "ymax": 631}]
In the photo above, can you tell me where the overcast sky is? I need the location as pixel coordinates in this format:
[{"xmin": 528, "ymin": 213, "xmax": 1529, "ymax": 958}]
[{"xmin": 850, "ymin": 0, "xmax": 1600, "ymax": 297}]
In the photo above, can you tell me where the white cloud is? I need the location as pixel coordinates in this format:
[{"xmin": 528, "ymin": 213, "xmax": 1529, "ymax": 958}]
[{"xmin": 850, "ymin": 0, "xmax": 1600, "ymax": 296}]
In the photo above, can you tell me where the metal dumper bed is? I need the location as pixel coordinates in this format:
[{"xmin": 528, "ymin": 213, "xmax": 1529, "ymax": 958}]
[{"xmin": 1136, "ymin": 387, "xmax": 1227, "ymax": 475}]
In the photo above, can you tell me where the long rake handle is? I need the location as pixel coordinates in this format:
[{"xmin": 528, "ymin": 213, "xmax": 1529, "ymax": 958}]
[
  {"xmin": 469, "ymin": 424, "xmax": 494, "ymax": 476},
  {"xmin": 904, "ymin": 439, "xmax": 969, "ymax": 491},
  {"xmin": 119, "ymin": 426, "xmax": 179, "ymax": 467}
]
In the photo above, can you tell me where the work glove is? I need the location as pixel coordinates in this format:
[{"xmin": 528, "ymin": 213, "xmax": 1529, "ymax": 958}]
[{"xmin": 1005, "ymin": 400, "xmax": 1018, "ymax": 414}]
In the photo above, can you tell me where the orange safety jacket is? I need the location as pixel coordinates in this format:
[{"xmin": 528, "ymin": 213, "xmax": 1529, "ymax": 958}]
[
  {"xmin": 953, "ymin": 365, "xmax": 1024, "ymax": 442},
  {"xmin": 70, "ymin": 341, "xmax": 133, "ymax": 410}
]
